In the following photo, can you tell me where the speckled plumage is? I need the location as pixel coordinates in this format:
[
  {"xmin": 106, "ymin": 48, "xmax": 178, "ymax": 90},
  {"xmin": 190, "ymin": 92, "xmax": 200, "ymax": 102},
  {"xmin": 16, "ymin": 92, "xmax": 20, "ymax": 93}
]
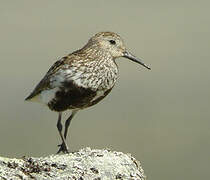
[
  {"xmin": 25, "ymin": 32, "xmax": 151, "ymax": 153},
  {"xmin": 26, "ymin": 34, "xmax": 119, "ymax": 111}
]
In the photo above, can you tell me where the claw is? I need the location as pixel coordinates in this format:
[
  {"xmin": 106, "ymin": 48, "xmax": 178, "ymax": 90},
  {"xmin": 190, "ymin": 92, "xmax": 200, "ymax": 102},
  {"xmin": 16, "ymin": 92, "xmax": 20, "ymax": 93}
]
[{"xmin": 57, "ymin": 143, "xmax": 69, "ymax": 154}]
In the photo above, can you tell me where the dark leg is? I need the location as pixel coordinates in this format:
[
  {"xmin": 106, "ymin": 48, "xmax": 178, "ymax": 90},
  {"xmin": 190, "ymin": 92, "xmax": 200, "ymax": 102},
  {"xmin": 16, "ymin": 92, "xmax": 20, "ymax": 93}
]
[
  {"xmin": 64, "ymin": 110, "xmax": 78, "ymax": 139},
  {"xmin": 56, "ymin": 112, "xmax": 69, "ymax": 154},
  {"xmin": 57, "ymin": 110, "xmax": 78, "ymax": 153}
]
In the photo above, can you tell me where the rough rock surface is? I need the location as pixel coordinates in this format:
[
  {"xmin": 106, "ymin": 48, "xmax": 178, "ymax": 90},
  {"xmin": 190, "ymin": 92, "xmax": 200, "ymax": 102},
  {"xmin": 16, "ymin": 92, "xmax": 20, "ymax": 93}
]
[{"xmin": 0, "ymin": 147, "xmax": 146, "ymax": 180}]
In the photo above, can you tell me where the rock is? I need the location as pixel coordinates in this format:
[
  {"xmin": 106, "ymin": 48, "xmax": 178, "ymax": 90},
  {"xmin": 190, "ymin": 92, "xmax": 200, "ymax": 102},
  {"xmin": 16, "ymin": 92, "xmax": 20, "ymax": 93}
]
[{"xmin": 0, "ymin": 147, "xmax": 146, "ymax": 180}]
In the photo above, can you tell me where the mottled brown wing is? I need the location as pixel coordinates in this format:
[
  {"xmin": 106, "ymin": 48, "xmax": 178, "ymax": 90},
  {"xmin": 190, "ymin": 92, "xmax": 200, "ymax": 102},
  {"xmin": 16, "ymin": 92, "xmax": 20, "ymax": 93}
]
[{"xmin": 25, "ymin": 58, "xmax": 65, "ymax": 100}]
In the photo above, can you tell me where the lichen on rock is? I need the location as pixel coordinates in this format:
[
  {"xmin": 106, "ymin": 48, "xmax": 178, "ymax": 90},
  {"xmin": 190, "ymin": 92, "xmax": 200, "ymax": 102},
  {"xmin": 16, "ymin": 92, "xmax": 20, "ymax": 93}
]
[{"xmin": 0, "ymin": 147, "xmax": 146, "ymax": 180}]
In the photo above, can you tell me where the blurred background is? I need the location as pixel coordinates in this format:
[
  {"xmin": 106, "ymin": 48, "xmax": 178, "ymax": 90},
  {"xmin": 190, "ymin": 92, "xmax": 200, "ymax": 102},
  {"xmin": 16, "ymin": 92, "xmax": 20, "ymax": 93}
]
[{"xmin": 0, "ymin": 0, "xmax": 209, "ymax": 179}]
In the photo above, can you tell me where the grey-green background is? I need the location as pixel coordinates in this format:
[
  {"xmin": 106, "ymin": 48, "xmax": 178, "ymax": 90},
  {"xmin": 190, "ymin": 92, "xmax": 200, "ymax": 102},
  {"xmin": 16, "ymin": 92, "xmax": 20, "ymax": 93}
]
[{"xmin": 0, "ymin": 0, "xmax": 209, "ymax": 179}]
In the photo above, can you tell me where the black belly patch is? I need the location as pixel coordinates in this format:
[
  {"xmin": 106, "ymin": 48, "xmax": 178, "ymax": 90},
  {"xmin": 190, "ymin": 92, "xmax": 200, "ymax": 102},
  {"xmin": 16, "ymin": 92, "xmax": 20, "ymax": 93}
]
[{"xmin": 48, "ymin": 81, "xmax": 112, "ymax": 112}]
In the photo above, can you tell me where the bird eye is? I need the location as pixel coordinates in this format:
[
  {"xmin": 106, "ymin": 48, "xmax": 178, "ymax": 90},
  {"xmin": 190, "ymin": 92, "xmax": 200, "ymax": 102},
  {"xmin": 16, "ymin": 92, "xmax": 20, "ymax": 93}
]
[{"xmin": 109, "ymin": 40, "xmax": 116, "ymax": 45}]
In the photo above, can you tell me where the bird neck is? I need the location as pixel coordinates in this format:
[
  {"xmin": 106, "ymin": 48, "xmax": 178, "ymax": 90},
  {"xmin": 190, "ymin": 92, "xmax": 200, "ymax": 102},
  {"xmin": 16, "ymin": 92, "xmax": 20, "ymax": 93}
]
[{"xmin": 82, "ymin": 44, "xmax": 113, "ymax": 63}]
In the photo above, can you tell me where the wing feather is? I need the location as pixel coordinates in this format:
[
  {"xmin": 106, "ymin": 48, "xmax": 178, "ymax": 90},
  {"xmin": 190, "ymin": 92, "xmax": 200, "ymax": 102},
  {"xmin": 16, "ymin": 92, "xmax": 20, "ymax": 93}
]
[{"xmin": 25, "ymin": 58, "xmax": 67, "ymax": 100}]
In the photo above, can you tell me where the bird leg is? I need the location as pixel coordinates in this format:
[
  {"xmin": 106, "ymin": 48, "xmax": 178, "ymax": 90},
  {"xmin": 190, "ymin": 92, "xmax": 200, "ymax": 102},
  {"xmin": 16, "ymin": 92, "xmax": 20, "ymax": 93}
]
[
  {"xmin": 56, "ymin": 112, "xmax": 69, "ymax": 154},
  {"xmin": 57, "ymin": 110, "xmax": 78, "ymax": 154},
  {"xmin": 64, "ymin": 110, "xmax": 78, "ymax": 139}
]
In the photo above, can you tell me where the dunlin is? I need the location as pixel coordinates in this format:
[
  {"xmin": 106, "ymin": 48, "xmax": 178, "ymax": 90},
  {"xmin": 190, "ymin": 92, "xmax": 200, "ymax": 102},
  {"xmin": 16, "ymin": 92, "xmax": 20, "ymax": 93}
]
[{"xmin": 25, "ymin": 32, "xmax": 151, "ymax": 153}]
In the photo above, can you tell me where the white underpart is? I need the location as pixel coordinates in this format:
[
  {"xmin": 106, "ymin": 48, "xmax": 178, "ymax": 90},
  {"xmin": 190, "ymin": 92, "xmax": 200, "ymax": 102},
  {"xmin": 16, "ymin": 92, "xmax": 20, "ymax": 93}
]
[
  {"xmin": 91, "ymin": 90, "xmax": 105, "ymax": 102},
  {"xmin": 50, "ymin": 69, "xmax": 72, "ymax": 87},
  {"xmin": 51, "ymin": 68, "xmax": 86, "ymax": 88},
  {"xmin": 40, "ymin": 88, "xmax": 59, "ymax": 104},
  {"xmin": 30, "ymin": 88, "xmax": 59, "ymax": 104}
]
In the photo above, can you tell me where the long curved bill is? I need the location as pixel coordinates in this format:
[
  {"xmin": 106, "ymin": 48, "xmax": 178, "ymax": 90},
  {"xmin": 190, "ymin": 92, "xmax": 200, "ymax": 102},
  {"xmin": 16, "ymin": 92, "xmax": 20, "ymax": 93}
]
[{"xmin": 123, "ymin": 51, "xmax": 151, "ymax": 70}]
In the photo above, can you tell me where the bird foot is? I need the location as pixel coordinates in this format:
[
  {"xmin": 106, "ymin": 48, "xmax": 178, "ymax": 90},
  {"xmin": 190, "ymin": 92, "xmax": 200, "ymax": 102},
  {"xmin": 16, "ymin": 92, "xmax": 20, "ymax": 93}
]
[{"xmin": 57, "ymin": 142, "xmax": 69, "ymax": 154}]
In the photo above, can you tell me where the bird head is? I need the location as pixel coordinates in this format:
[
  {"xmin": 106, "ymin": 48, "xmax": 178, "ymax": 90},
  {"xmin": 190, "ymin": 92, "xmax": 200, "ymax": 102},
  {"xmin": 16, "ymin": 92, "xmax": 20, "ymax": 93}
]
[{"xmin": 88, "ymin": 32, "xmax": 151, "ymax": 70}]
